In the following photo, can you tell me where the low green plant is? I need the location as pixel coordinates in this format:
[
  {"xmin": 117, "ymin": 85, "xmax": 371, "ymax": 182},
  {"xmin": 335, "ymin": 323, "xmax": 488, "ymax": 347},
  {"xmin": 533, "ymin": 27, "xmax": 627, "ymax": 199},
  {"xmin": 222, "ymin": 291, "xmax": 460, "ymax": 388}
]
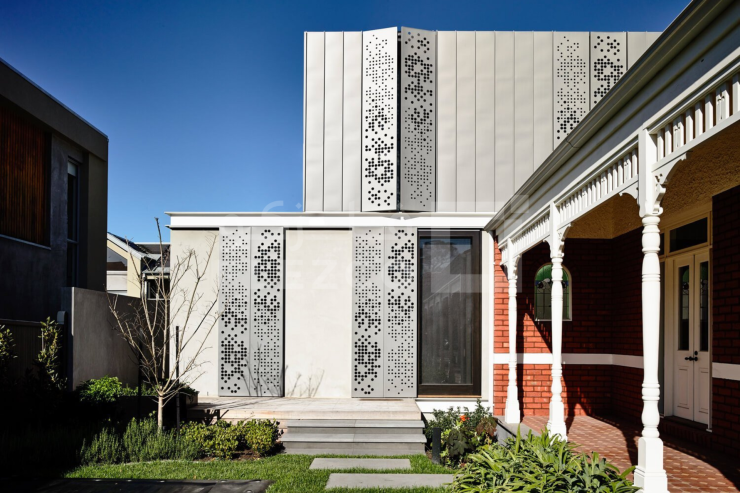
[
  {"xmin": 451, "ymin": 430, "xmax": 638, "ymax": 493},
  {"xmin": 236, "ymin": 419, "xmax": 280, "ymax": 455},
  {"xmin": 181, "ymin": 419, "xmax": 280, "ymax": 458},
  {"xmin": 0, "ymin": 326, "xmax": 15, "ymax": 385},
  {"xmin": 81, "ymin": 416, "xmax": 199, "ymax": 465},
  {"xmin": 424, "ymin": 399, "xmax": 491, "ymax": 440}
]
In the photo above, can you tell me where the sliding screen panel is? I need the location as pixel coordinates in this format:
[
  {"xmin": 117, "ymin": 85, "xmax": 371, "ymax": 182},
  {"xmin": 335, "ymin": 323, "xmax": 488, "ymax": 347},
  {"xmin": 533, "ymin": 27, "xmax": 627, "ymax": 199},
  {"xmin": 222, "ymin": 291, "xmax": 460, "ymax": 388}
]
[
  {"xmin": 324, "ymin": 32, "xmax": 344, "ymax": 211},
  {"xmin": 362, "ymin": 28, "xmax": 398, "ymax": 211},
  {"xmin": 514, "ymin": 32, "xmax": 534, "ymax": 190},
  {"xmin": 533, "ymin": 32, "xmax": 554, "ymax": 168},
  {"xmin": 456, "ymin": 31, "xmax": 476, "ymax": 212},
  {"xmin": 590, "ymin": 32, "xmax": 626, "ymax": 109},
  {"xmin": 343, "ymin": 32, "xmax": 363, "ymax": 211},
  {"xmin": 475, "ymin": 31, "xmax": 495, "ymax": 212},
  {"xmin": 436, "ymin": 31, "xmax": 457, "ymax": 212},
  {"xmin": 305, "ymin": 32, "xmax": 325, "ymax": 211},
  {"xmin": 352, "ymin": 227, "xmax": 385, "ymax": 397},
  {"xmin": 219, "ymin": 227, "xmax": 251, "ymax": 396},
  {"xmin": 554, "ymin": 32, "xmax": 589, "ymax": 144},
  {"xmin": 250, "ymin": 227, "xmax": 284, "ymax": 397},
  {"xmin": 400, "ymin": 27, "xmax": 436, "ymax": 212},
  {"xmin": 383, "ymin": 227, "xmax": 417, "ymax": 397}
]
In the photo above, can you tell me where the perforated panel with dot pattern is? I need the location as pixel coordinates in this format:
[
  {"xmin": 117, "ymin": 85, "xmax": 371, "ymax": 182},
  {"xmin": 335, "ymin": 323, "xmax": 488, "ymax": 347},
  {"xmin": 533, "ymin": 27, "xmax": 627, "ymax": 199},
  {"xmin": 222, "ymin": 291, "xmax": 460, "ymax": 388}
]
[
  {"xmin": 400, "ymin": 27, "xmax": 435, "ymax": 212},
  {"xmin": 352, "ymin": 227, "xmax": 385, "ymax": 397},
  {"xmin": 590, "ymin": 32, "xmax": 625, "ymax": 108},
  {"xmin": 219, "ymin": 227, "xmax": 251, "ymax": 396},
  {"xmin": 384, "ymin": 227, "xmax": 417, "ymax": 397},
  {"xmin": 219, "ymin": 227, "xmax": 284, "ymax": 397},
  {"xmin": 554, "ymin": 32, "xmax": 589, "ymax": 143},
  {"xmin": 250, "ymin": 227, "xmax": 284, "ymax": 397},
  {"xmin": 362, "ymin": 28, "xmax": 398, "ymax": 212},
  {"xmin": 352, "ymin": 227, "xmax": 417, "ymax": 398}
]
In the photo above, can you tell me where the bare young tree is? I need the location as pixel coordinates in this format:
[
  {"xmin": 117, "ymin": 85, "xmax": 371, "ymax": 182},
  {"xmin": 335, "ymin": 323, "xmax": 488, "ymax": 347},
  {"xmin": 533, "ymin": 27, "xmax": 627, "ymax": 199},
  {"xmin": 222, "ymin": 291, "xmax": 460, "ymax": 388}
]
[{"xmin": 109, "ymin": 218, "xmax": 219, "ymax": 428}]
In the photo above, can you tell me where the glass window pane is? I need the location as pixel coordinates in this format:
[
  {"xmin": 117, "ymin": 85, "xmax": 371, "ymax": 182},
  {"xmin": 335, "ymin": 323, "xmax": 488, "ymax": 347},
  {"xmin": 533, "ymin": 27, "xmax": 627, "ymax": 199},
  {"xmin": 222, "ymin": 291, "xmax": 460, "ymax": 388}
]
[
  {"xmin": 700, "ymin": 261, "xmax": 709, "ymax": 352},
  {"xmin": 669, "ymin": 218, "xmax": 707, "ymax": 253},
  {"xmin": 420, "ymin": 237, "xmax": 474, "ymax": 385},
  {"xmin": 678, "ymin": 266, "xmax": 690, "ymax": 351},
  {"xmin": 534, "ymin": 264, "xmax": 570, "ymax": 320}
]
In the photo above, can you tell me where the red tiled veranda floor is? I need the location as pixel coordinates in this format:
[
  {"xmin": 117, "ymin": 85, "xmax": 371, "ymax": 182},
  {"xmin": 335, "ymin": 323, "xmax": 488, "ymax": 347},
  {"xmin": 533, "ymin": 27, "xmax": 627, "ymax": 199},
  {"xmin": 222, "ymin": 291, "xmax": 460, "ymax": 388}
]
[{"xmin": 522, "ymin": 416, "xmax": 740, "ymax": 493}]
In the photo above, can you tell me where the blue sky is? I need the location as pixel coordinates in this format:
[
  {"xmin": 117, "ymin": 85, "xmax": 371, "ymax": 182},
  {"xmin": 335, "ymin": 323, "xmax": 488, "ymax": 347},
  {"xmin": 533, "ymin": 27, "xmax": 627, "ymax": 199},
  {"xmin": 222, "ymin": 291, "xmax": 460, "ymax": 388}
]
[{"xmin": 0, "ymin": 0, "xmax": 685, "ymax": 241}]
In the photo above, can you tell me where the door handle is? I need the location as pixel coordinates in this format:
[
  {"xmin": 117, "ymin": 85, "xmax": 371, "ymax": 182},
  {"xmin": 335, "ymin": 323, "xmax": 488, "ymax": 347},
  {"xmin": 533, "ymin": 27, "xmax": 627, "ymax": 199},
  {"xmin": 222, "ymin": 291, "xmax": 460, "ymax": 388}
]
[{"xmin": 684, "ymin": 356, "xmax": 698, "ymax": 361}]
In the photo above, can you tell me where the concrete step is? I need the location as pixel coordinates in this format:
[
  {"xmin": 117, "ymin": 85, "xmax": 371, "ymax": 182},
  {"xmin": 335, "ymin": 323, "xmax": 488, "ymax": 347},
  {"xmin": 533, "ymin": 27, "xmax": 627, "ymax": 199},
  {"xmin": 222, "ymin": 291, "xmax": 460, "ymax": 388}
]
[
  {"xmin": 283, "ymin": 442, "xmax": 425, "ymax": 455},
  {"xmin": 282, "ymin": 433, "xmax": 426, "ymax": 443},
  {"xmin": 309, "ymin": 458, "xmax": 411, "ymax": 470},
  {"xmin": 284, "ymin": 419, "xmax": 424, "ymax": 434},
  {"xmin": 325, "ymin": 473, "xmax": 455, "ymax": 489}
]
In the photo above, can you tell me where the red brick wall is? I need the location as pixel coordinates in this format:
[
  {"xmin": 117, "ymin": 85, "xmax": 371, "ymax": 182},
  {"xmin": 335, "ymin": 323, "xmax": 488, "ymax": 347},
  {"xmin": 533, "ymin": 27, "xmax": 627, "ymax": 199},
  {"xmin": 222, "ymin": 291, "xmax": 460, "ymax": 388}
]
[
  {"xmin": 711, "ymin": 185, "xmax": 740, "ymax": 453},
  {"xmin": 611, "ymin": 366, "xmax": 643, "ymax": 421},
  {"xmin": 610, "ymin": 228, "xmax": 644, "ymax": 357}
]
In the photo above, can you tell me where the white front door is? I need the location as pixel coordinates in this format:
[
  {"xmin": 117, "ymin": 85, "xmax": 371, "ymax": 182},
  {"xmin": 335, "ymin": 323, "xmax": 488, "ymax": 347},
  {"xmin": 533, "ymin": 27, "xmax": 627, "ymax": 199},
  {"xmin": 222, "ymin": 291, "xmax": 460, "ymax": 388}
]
[{"xmin": 672, "ymin": 251, "xmax": 710, "ymax": 424}]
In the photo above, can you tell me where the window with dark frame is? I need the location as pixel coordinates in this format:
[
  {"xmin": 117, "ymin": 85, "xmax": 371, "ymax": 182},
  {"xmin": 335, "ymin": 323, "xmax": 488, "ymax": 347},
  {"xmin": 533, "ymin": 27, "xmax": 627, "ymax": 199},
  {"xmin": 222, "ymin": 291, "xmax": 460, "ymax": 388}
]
[
  {"xmin": 418, "ymin": 230, "xmax": 481, "ymax": 397},
  {"xmin": 534, "ymin": 263, "xmax": 572, "ymax": 321}
]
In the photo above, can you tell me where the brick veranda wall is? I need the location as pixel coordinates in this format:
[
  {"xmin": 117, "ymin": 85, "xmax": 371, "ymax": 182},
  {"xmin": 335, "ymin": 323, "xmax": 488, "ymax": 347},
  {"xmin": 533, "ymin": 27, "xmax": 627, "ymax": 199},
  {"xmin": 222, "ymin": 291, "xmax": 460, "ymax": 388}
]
[
  {"xmin": 711, "ymin": 185, "xmax": 740, "ymax": 453},
  {"xmin": 493, "ymin": 232, "xmax": 643, "ymax": 418}
]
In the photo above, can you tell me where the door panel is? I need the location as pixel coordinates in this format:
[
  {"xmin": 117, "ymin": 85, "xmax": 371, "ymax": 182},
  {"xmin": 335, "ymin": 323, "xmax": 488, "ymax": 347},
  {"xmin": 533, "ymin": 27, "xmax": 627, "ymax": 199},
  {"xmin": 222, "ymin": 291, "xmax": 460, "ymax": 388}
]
[
  {"xmin": 673, "ymin": 256, "xmax": 693, "ymax": 420},
  {"xmin": 693, "ymin": 253, "xmax": 710, "ymax": 424}
]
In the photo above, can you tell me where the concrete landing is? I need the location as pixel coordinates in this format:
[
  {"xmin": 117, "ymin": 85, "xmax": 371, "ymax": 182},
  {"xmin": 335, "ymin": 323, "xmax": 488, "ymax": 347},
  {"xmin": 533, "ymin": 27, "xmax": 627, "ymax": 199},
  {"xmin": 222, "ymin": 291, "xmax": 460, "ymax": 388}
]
[
  {"xmin": 325, "ymin": 473, "xmax": 454, "ymax": 489},
  {"xmin": 310, "ymin": 458, "xmax": 411, "ymax": 470},
  {"xmin": 192, "ymin": 397, "xmax": 422, "ymax": 422}
]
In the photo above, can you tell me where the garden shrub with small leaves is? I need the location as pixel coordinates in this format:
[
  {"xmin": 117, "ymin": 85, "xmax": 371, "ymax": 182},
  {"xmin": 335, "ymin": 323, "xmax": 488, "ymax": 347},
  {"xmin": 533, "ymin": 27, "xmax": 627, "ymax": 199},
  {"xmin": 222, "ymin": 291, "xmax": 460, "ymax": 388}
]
[{"xmin": 181, "ymin": 419, "xmax": 280, "ymax": 458}]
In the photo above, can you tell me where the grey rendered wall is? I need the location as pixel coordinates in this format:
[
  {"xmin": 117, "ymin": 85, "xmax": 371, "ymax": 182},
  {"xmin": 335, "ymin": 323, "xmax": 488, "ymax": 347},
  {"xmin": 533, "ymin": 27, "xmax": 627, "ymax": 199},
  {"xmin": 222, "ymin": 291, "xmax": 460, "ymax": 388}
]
[
  {"xmin": 169, "ymin": 229, "xmax": 221, "ymax": 396},
  {"xmin": 284, "ymin": 229, "xmax": 353, "ymax": 398},
  {"xmin": 303, "ymin": 30, "xmax": 659, "ymax": 214},
  {"xmin": 62, "ymin": 287, "xmax": 139, "ymax": 388}
]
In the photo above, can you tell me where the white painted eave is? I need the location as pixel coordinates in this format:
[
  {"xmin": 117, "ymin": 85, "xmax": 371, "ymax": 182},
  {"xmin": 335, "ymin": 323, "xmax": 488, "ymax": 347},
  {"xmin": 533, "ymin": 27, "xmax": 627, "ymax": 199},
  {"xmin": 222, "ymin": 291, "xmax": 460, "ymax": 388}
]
[{"xmin": 167, "ymin": 211, "xmax": 495, "ymax": 229}]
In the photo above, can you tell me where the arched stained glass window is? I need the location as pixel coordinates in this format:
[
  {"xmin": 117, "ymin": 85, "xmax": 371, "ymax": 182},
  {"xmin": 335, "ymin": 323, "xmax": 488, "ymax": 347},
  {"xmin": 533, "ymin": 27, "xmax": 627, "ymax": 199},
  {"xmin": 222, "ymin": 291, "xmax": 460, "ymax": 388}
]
[{"xmin": 534, "ymin": 264, "xmax": 572, "ymax": 321}]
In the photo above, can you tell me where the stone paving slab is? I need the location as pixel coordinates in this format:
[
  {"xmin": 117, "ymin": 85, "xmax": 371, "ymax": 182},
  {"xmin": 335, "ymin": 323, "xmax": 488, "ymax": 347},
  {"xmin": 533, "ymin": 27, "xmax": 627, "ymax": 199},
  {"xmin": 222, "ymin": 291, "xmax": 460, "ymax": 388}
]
[
  {"xmin": 325, "ymin": 473, "xmax": 454, "ymax": 489},
  {"xmin": 310, "ymin": 458, "xmax": 411, "ymax": 470},
  {"xmin": 8, "ymin": 478, "xmax": 272, "ymax": 493}
]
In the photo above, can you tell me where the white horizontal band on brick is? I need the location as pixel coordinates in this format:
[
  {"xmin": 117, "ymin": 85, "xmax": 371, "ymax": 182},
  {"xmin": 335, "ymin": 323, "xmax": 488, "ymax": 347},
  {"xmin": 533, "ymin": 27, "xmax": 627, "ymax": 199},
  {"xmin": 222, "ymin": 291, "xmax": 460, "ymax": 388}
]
[
  {"xmin": 492, "ymin": 353, "xmax": 644, "ymax": 369},
  {"xmin": 713, "ymin": 362, "xmax": 740, "ymax": 382}
]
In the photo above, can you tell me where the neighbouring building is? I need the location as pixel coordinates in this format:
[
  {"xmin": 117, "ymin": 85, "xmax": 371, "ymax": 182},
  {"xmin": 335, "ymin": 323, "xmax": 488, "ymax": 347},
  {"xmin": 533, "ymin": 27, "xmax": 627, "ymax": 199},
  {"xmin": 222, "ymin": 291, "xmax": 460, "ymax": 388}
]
[
  {"xmin": 0, "ymin": 56, "xmax": 109, "ymax": 323},
  {"xmin": 107, "ymin": 232, "xmax": 170, "ymax": 298},
  {"xmin": 169, "ymin": 0, "xmax": 740, "ymax": 490}
]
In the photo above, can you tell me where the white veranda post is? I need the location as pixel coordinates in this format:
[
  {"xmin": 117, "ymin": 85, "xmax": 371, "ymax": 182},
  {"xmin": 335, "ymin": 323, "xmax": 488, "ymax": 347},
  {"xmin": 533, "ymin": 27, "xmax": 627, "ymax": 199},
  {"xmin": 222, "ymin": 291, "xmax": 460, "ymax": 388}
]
[
  {"xmin": 547, "ymin": 255, "xmax": 567, "ymax": 439},
  {"xmin": 504, "ymin": 249, "xmax": 521, "ymax": 424},
  {"xmin": 633, "ymin": 214, "xmax": 669, "ymax": 492}
]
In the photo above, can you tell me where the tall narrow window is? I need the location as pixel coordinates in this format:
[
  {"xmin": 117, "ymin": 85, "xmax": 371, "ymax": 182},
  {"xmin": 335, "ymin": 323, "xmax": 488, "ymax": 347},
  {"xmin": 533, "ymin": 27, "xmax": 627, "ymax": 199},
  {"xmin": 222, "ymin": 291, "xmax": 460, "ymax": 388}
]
[
  {"xmin": 66, "ymin": 161, "xmax": 79, "ymax": 287},
  {"xmin": 534, "ymin": 263, "xmax": 572, "ymax": 321},
  {"xmin": 418, "ymin": 230, "xmax": 481, "ymax": 397}
]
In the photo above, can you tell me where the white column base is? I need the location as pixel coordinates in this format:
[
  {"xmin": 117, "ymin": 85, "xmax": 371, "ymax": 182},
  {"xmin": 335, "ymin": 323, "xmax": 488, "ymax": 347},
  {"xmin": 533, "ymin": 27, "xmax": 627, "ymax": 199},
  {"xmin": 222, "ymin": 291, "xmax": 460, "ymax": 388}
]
[
  {"xmin": 634, "ymin": 436, "xmax": 669, "ymax": 493},
  {"xmin": 504, "ymin": 385, "xmax": 520, "ymax": 424},
  {"xmin": 546, "ymin": 400, "xmax": 567, "ymax": 440}
]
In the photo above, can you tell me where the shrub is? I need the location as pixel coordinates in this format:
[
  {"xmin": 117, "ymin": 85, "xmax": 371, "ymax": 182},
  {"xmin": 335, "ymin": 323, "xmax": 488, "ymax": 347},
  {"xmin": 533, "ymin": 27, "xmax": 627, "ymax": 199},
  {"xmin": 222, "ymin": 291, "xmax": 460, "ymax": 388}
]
[
  {"xmin": 36, "ymin": 317, "xmax": 65, "ymax": 391},
  {"xmin": 77, "ymin": 376, "xmax": 124, "ymax": 405},
  {"xmin": 424, "ymin": 399, "xmax": 491, "ymax": 440},
  {"xmin": 425, "ymin": 400, "xmax": 496, "ymax": 464},
  {"xmin": 0, "ymin": 326, "xmax": 15, "ymax": 375},
  {"xmin": 451, "ymin": 430, "xmax": 638, "ymax": 493},
  {"xmin": 181, "ymin": 419, "xmax": 281, "ymax": 458},
  {"xmin": 81, "ymin": 416, "xmax": 198, "ymax": 465}
]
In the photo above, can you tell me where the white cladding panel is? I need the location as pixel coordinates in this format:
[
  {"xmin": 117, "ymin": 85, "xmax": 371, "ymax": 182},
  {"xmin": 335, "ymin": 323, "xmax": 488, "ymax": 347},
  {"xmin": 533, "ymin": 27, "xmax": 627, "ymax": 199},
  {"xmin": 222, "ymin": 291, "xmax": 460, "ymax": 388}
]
[
  {"xmin": 343, "ymin": 32, "xmax": 363, "ymax": 211},
  {"xmin": 436, "ymin": 31, "xmax": 457, "ymax": 212},
  {"xmin": 304, "ymin": 32, "xmax": 325, "ymax": 211},
  {"xmin": 400, "ymin": 27, "xmax": 436, "ymax": 212},
  {"xmin": 304, "ymin": 29, "xmax": 657, "ymax": 213},
  {"xmin": 533, "ymin": 32, "xmax": 554, "ymax": 167},
  {"xmin": 514, "ymin": 32, "xmax": 534, "ymax": 190},
  {"xmin": 475, "ymin": 31, "xmax": 495, "ymax": 212},
  {"xmin": 324, "ymin": 32, "xmax": 344, "ymax": 211},
  {"xmin": 456, "ymin": 31, "xmax": 476, "ymax": 212},
  {"xmin": 362, "ymin": 28, "xmax": 398, "ymax": 211},
  {"xmin": 494, "ymin": 32, "xmax": 514, "ymax": 211}
]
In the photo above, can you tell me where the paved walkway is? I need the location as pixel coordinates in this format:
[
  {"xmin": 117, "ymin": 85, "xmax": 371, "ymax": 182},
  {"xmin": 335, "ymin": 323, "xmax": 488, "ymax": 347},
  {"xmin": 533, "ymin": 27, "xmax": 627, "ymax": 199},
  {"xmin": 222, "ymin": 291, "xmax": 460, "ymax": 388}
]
[
  {"xmin": 523, "ymin": 415, "xmax": 740, "ymax": 493},
  {"xmin": 325, "ymin": 473, "xmax": 454, "ymax": 489}
]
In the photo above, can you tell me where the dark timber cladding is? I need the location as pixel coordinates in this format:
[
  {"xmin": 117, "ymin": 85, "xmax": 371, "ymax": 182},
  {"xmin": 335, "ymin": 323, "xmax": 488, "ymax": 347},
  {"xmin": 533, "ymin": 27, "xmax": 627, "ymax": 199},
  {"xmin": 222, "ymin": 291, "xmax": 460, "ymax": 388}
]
[
  {"xmin": 352, "ymin": 227, "xmax": 417, "ymax": 397},
  {"xmin": 0, "ymin": 105, "xmax": 50, "ymax": 246},
  {"xmin": 219, "ymin": 226, "xmax": 284, "ymax": 397}
]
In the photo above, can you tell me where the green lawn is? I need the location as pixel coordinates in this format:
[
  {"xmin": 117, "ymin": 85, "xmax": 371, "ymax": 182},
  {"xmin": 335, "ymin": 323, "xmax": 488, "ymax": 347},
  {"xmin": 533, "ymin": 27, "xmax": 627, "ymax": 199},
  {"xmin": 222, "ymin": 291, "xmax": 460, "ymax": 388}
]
[{"xmin": 66, "ymin": 454, "xmax": 455, "ymax": 492}]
